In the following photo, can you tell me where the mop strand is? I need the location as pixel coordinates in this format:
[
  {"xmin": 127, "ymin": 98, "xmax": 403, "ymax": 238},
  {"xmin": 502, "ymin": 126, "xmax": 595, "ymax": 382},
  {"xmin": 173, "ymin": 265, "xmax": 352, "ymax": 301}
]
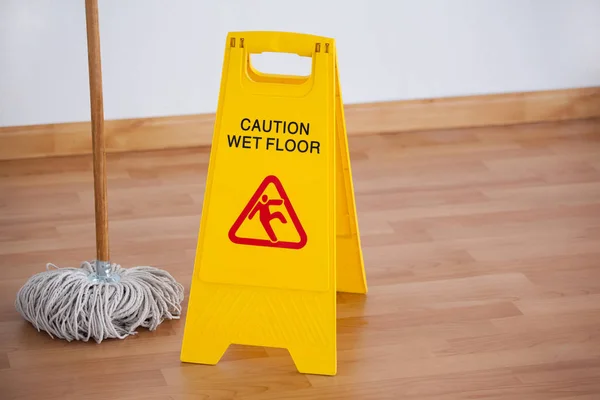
[{"xmin": 15, "ymin": 261, "xmax": 184, "ymax": 343}]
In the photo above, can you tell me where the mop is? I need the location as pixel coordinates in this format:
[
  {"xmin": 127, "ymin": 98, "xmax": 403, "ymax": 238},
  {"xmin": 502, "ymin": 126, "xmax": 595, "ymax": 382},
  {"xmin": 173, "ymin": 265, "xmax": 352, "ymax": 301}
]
[{"xmin": 14, "ymin": 0, "xmax": 185, "ymax": 343}]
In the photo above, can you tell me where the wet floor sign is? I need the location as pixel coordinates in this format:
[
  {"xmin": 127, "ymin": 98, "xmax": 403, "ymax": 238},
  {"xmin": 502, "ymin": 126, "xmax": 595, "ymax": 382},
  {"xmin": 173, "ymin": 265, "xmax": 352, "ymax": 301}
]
[{"xmin": 180, "ymin": 31, "xmax": 367, "ymax": 376}]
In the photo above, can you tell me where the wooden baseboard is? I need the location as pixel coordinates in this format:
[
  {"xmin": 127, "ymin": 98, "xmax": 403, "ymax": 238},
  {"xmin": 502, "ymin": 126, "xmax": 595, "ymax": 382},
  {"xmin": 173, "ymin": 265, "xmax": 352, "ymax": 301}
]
[{"xmin": 2, "ymin": 86, "xmax": 599, "ymax": 161}]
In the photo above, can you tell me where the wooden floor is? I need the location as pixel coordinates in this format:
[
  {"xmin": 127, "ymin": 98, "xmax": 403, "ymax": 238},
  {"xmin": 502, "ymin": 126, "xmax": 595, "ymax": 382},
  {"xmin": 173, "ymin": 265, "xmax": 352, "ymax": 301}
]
[{"xmin": 1, "ymin": 118, "xmax": 600, "ymax": 399}]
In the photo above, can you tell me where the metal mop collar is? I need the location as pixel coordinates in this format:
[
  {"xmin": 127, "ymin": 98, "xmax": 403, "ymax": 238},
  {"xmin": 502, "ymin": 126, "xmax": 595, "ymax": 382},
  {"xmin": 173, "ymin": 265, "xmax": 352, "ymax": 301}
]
[{"xmin": 14, "ymin": 0, "xmax": 184, "ymax": 343}]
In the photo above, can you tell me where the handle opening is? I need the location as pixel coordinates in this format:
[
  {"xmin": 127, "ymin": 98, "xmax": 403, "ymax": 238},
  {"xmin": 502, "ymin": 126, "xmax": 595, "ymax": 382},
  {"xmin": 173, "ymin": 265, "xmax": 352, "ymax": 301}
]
[{"xmin": 246, "ymin": 52, "xmax": 312, "ymax": 85}]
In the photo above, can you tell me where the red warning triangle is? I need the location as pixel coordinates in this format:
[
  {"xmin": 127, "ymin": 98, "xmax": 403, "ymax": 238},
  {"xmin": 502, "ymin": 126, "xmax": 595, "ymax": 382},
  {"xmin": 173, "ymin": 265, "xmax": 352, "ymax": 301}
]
[{"xmin": 228, "ymin": 175, "xmax": 307, "ymax": 250}]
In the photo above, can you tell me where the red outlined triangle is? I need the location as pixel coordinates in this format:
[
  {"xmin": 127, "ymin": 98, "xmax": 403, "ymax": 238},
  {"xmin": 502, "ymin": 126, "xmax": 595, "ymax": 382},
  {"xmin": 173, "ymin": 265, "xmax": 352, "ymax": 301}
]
[{"xmin": 228, "ymin": 175, "xmax": 307, "ymax": 250}]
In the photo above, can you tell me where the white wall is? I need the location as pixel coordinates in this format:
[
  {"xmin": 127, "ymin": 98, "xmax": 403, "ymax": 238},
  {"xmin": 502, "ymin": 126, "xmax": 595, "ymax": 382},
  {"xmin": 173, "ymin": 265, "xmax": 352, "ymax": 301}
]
[{"xmin": 1, "ymin": 0, "xmax": 599, "ymax": 127}]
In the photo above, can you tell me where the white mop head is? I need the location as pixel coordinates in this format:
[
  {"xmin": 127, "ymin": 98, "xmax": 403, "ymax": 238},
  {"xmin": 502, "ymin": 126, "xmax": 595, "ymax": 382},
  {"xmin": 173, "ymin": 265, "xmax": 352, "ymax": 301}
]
[{"xmin": 15, "ymin": 261, "xmax": 185, "ymax": 343}]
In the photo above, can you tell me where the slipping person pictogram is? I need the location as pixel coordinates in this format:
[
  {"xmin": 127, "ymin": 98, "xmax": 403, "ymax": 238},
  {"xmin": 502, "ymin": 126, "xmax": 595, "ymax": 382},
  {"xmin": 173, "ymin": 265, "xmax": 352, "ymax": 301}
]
[
  {"xmin": 248, "ymin": 194, "xmax": 287, "ymax": 243},
  {"xmin": 228, "ymin": 175, "xmax": 307, "ymax": 250}
]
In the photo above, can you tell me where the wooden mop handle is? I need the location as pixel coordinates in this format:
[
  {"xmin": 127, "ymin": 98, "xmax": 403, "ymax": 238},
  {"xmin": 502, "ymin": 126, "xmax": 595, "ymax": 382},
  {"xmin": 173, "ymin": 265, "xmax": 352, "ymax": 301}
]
[{"xmin": 85, "ymin": 0, "xmax": 109, "ymax": 262}]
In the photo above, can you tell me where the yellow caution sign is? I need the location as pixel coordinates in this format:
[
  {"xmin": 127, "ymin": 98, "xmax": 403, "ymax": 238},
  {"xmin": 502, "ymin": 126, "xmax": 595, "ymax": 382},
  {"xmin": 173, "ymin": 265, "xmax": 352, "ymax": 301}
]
[{"xmin": 180, "ymin": 31, "xmax": 367, "ymax": 376}]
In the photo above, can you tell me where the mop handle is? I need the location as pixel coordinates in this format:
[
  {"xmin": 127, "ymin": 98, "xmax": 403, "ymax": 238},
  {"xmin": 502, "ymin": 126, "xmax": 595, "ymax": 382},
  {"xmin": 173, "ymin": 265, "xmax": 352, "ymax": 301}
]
[{"xmin": 85, "ymin": 0, "xmax": 109, "ymax": 262}]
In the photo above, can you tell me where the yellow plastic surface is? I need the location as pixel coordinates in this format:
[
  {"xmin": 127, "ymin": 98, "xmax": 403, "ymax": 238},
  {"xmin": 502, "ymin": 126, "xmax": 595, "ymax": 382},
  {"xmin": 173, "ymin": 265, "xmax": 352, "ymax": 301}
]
[{"xmin": 180, "ymin": 31, "xmax": 367, "ymax": 376}]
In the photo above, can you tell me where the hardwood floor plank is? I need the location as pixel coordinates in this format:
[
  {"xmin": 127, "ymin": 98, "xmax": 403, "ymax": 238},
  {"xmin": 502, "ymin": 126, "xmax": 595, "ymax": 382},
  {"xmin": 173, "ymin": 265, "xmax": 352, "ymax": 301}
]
[
  {"xmin": 0, "ymin": 352, "xmax": 8, "ymax": 370},
  {"xmin": 0, "ymin": 367, "xmax": 167, "ymax": 400}
]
